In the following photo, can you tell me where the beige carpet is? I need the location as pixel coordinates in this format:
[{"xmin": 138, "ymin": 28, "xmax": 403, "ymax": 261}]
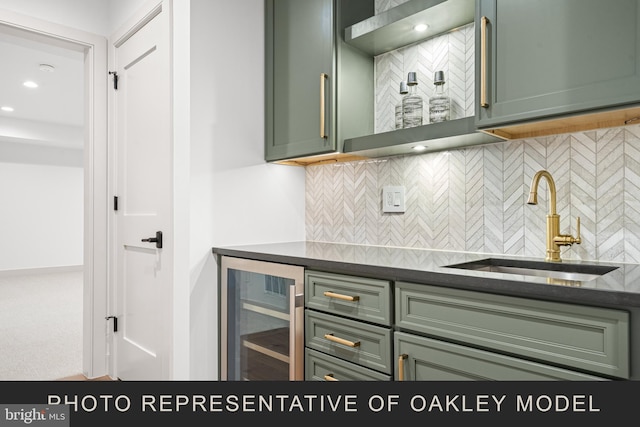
[{"xmin": 0, "ymin": 269, "xmax": 83, "ymax": 380}]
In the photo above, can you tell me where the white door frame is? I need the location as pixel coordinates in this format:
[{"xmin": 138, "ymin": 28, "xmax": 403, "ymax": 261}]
[{"xmin": 0, "ymin": 8, "xmax": 109, "ymax": 378}]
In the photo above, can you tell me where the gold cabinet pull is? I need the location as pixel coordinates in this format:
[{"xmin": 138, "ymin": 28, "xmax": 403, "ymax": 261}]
[
  {"xmin": 323, "ymin": 291, "xmax": 360, "ymax": 302},
  {"xmin": 324, "ymin": 373, "xmax": 339, "ymax": 381},
  {"xmin": 320, "ymin": 73, "xmax": 328, "ymax": 138},
  {"xmin": 480, "ymin": 16, "xmax": 489, "ymax": 108},
  {"xmin": 324, "ymin": 333, "xmax": 360, "ymax": 347},
  {"xmin": 398, "ymin": 354, "xmax": 408, "ymax": 381}
]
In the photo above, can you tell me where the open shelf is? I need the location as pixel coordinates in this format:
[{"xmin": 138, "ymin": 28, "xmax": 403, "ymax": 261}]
[
  {"xmin": 343, "ymin": 117, "xmax": 504, "ymax": 159},
  {"xmin": 344, "ymin": 0, "xmax": 475, "ymax": 56},
  {"xmin": 340, "ymin": 0, "xmax": 487, "ymax": 161}
]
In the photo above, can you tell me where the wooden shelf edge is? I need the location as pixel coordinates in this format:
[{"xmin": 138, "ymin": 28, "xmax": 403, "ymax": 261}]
[
  {"xmin": 480, "ymin": 105, "xmax": 640, "ymax": 141},
  {"xmin": 273, "ymin": 152, "xmax": 370, "ymax": 167}
]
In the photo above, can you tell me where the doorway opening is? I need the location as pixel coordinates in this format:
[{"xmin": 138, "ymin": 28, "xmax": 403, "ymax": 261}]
[
  {"xmin": 0, "ymin": 11, "xmax": 109, "ymax": 379},
  {"xmin": 0, "ymin": 26, "xmax": 84, "ymax": 380}
]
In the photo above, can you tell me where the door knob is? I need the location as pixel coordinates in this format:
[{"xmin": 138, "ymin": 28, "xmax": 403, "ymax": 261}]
[{"xmin": 141, "ymin": 231, "xmax": 163, "ymax": 248}]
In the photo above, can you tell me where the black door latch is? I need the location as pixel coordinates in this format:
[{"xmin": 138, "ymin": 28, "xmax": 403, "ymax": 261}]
[{"xmin": 141, "ymin": 231, "xmax": 163, "ymax": 248}]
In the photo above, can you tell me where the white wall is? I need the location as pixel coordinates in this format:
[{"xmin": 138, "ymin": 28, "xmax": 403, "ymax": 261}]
[
  {"xmin": 185, "ymin": 0, "xmax": 306, "ymax": 380},
  {"xmin": 0, "ymin": 118, "xmax": 83, "ymax": 149},
  {"xmin": 0, "ymin": 0, "xmax": 147, "ymax": 36},
  {"xmin": 0, "ymin": 0, "xmax": 110, "ymax": 35},
  {"xmin": 0, "ymin": 149, "xmax": 83, "ymax": 271},
  {"xmin": 107, "ymin": 0, "xmax": 148, "ymax": 35}
]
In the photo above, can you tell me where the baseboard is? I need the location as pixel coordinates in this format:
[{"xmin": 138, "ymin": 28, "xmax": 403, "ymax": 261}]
[{"xmin": 0, "ymin": 265, "xmax": 83, "ymax": 277}]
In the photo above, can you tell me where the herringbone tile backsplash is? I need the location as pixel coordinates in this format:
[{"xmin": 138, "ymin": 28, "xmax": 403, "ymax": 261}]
[{"xmin": 305, "ymin": 126, "xmax": 640, "ymax": 263}]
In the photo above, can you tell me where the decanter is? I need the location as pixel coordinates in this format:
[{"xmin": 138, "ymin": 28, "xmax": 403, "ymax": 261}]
[
  {"xmin": 402, "ymin": 72, "xmax": 423, "ymax": 128},
  {"xmin": 395, "ymin": 80, "xmax": 408, "ymax": 129},
  {"xmin": 429, "ymin": 70, "xmax": 450, "ymax": 123}
]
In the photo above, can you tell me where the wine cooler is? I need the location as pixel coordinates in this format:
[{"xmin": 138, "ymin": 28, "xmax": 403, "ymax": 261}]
[{"xmin": 220, "ymin": 256, "xmax": 304, "ymax": 380}]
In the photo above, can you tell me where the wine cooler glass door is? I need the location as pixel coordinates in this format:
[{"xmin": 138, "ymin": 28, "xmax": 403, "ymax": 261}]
[{"xmin": 221, "ymin": 256, "xmax": 304, "ymax": 380}]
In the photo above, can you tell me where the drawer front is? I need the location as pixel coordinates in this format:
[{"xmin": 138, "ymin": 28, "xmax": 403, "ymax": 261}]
[
  {"xmin": 305, "ymin": 270, "xmax": 392, "ymax": 325},
  {"xmin": 395, "ymin": 282, "xmax": 630, "ymax": 379},
  {"xmin": 394, "ymin": 332, "xmax": 607, "ymax": 381},
  {"xmin": 305, "ymin": 309, "xmax": 393, "ymax": 374},
  {"xmin": 305, "ymin": 348, "xmax": 392, "ymax": 381}
]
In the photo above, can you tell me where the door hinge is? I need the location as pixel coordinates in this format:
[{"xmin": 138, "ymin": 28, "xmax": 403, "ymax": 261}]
[
  {"xmin": 114, "ymin": 196, "xmax": 118, "ymax": 211},
  {"xmin": 108, "ymin": 71, "xmax": 118, "ymax": 90},
  {"xmin": 105, "ymin": 316, "xmax": 118, "ymax": 333}
]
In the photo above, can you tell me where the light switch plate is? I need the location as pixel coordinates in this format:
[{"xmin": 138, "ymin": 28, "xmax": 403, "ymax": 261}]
[{"xmin": 382, "ymin": 186, "xmax": 406, "ymax": 213}]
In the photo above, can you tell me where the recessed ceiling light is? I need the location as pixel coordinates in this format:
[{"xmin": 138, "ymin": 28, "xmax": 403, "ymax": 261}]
[
  {"xmin": 23, "ymin": 81, "xmax": 39, "ymax": 88},
  {"xmin": 412, "ymin": 145, "xmax": 427, "ymax": 152},
  {"xmin": 414, "ymin": 23, "xmax": 429, "ymax": 32},
  {"xmin": 1, "ymin": 106, "xmax": 14, "ymax": 112},
  {"xmin": 39, "ymin": 63, "xmax": 55, "ymax": 72}
]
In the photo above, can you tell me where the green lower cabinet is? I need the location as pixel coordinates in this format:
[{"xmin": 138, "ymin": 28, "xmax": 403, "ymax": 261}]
[
  {"xmin": 300, "ymin": 269, "xmax": 630, "ymax": 382},
  {"xmin": 305, "ymin": 348, "xmax": 392, "ymax": 381},
  {"xmin": 395, "ymin": 281, "xmax": 630, "ymax": 379},
  {"xmin": 394, "ymin": 332, "xmax": 607, "ymax": 381},
  {"xmin": 303, "ymin": 270, "xmax": 394, "ymax": 381}
]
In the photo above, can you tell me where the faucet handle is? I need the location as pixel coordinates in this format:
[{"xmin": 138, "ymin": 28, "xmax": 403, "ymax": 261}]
[
  {"xmin": 554, "ymin": 216, "xmax": 582, "ymax": 246},
  {"xmin": 574, "ymin": 216, "xmax": 581, "ymax": 245}
]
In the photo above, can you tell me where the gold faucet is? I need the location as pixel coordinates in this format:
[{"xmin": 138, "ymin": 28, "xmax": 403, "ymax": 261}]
[{"xmin": 527, "ymin": 170, "xmax": 581, "ymax": 262}]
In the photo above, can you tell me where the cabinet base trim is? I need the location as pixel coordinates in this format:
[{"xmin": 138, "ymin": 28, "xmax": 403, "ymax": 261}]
[{"xmin": 480, "ymin": 105, "xmax": 640, "ymax": 140}]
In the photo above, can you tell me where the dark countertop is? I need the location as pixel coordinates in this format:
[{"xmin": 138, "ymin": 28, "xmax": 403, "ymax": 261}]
[{"xmin": 212, "ymin": 241, "xmax": 640, "ymax": 310}]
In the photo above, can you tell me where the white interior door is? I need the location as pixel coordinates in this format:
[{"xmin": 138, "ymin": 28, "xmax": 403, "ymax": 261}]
[{"xmin": 112, "ymin": 2, "xmax": 172, "ymax": 381}]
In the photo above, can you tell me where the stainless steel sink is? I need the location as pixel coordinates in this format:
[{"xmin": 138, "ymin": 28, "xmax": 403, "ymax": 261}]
[{"xmin": 444, "ymin": 258, "xmax": 618, "ymax": 284}]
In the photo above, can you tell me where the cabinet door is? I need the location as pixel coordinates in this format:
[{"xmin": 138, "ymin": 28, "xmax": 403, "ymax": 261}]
[
  {"xmin": 394, "ymin": 332, "xmax": 607, "ymax": 381},
  {"xmin": 265, "ymin": 0, "xmax": 336, "ymax": 161},
  {"xmin": 476, "ymin": 0, "xmax": 640, "ymax": 129}
]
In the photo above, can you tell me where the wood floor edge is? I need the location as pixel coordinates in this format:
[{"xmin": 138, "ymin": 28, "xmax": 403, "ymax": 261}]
[{"xmin": 57, "ymin": 374, "xmax": 116, "ymax": 381}]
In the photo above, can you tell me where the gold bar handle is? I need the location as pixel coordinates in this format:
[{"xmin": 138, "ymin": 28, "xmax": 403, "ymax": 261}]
[
  {"xmin": 323, "ymin": 291, "xmax": 360, "ymax": 302},
  {"xmin": 324, "ymin": 333, "xmax": 360, "ymax": 348},
  {"xmin": 398, "ymin": 354, "xmax": 408, "ymax": 381},
  {"xmin": 324, "ymin": 374, "xmax": 339, "ymax": 381},
  {"xmin": 320, "ymin": 73, "xmax": 328, "ymax": 138},
  {"xmin": 480, "ymin": 16, "xmax": 489, "ymax": 108}
]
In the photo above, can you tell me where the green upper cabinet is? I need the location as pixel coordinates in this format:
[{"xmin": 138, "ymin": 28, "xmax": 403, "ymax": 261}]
[
  {"xmin": 476, "ymin": 0, "xmax": 640, "ymax": 139},
  {"xmin": 265, "ymin": 0, "xmax": 374, "ymax": 164}
]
